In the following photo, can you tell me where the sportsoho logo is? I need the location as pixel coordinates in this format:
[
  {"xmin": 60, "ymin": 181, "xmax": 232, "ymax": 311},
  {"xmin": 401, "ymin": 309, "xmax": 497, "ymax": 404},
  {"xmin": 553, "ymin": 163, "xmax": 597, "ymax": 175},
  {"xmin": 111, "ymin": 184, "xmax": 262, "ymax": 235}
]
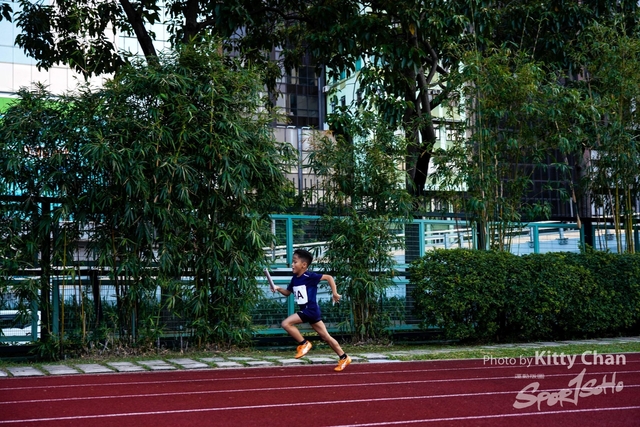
[
  {"xmin": 513, "ymin": 351, "xmax": 625, "ymax": 410},
  {"xmin": 484, "ymin": 351, "xmax": 626, "ymax": 411}
]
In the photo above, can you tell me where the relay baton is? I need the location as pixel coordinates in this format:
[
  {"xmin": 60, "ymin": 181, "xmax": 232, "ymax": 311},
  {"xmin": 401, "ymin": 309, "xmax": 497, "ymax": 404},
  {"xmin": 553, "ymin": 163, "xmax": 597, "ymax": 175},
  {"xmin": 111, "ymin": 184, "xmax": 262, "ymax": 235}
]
[{"xmin": 264, "ymin": 268, "xmax": 277, "ymax": 292}]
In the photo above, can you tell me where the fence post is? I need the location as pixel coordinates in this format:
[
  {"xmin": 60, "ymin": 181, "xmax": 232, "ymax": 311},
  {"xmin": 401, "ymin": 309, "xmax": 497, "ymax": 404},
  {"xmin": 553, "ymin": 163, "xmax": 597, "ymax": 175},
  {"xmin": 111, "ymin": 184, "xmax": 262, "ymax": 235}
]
[
  {"xmin": 472, "ymin": 222, "xmax": 477, "ymax": 249},
  {"xmin": 286, "ymin": 216, "xmax": 295, "ymax": 317},
  {"xmin": 90, "ymin": 269, "xmax": 102, "ymax": 328},
  {"xmin": 271, "ymin": 219, "xmax": 277, "ymax": 261},
  {"xmin": 418, "ymin": 220, "xmax": 425, "ymax": 258},
  {"xmin": 52, "ymin": 280, "xmax": 59, "ymax": 336},
  {"xmin": 30, "ymin": 300, "xmax": 39, "ymax": 342},
  {"xmin": 131, "ymin": 310, "xmax": 136, "ymax": 341},
  {"xmin": 40, "ymin": 200, "xmax": 52, "ymax": 342}
]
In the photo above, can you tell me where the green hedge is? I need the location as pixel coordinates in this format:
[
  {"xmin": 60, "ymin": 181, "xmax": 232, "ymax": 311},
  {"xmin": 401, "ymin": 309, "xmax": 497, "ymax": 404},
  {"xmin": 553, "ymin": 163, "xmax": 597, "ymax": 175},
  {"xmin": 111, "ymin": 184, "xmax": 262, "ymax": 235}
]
[{"xmin": 410, "ymin": 249, "xmax": 640, "ymax": 342}]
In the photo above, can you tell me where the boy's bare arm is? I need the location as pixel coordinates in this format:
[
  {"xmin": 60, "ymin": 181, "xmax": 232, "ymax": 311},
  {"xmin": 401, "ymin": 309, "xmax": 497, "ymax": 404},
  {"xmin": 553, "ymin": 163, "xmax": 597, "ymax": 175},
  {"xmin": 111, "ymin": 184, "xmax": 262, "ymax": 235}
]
[
  {"xmin": 322, "ymin": 274, "xmax": 342, "ymax": 303},
  {"xmin": 273, "ymin": 286, "xmax": 292, "ymax": 296}
]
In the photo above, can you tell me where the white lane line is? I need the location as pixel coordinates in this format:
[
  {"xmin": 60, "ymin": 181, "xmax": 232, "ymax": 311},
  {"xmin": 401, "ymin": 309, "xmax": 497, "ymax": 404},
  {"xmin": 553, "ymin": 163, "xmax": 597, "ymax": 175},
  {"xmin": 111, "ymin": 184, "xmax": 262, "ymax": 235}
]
[
  {"xmin": 2, "ymin": 358, "xmax": 639, "ymax": 392},
  {"xmin": 2, "ymin": 392, "xmax": 637, "ymax": 425},
  {"xmin": 325, "ymin": 405, "xmax": 640, "ymax": 426},
  {"xmin": 0, "ymin": 377, "xmax": 640, "ymax": 405},
  {"xmin": 5, "ymin": 382, "xmax": 640, "ymax": 408},
  {"xmin": 0, "ymin": 378, "xmax": 542, "ymax": 405},
  {"xmin": 2, "ymin": 369, "xmax": 640, "ymax": 404}
]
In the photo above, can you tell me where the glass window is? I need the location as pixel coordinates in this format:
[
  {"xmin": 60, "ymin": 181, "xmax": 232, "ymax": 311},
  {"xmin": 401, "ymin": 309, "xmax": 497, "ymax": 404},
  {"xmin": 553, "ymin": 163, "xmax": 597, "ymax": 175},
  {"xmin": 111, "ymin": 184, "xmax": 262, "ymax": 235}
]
[
  {"xmin": 0, "ymin": 20, "xmax": 14, "ymax": 47},
  {"xmin": 308, "ymin": 96, "xmax": 318, "ymax": 111},
  {"xmin": 297, "ymin": 95, "xmax": 307, "ymax": 110},
  {"xmin": 446, "ymin": 125, "xmax": 458, "ymax": 141},
  {"xmin": 0, "ymin": 63, "xmax": 13, "ymax": 92},
  {"xmin": 0, "ymin": 45, "xmax": 13, "ymax": 62},
  {"xmin": 12, "ymin": 47, "xmax": 34, "ymax": 65}
]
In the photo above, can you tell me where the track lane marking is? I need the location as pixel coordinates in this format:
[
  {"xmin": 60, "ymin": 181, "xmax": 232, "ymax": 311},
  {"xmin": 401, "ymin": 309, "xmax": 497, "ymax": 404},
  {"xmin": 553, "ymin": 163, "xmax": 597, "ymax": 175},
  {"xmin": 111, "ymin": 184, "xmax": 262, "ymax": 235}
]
[
  {"xmin": 3, "ymin": 377, "xmax": 639, "ymax": 406},
  {"xmin": 1, "ymin": 393, "xmax": 638, "ymax": 424},
  {"xmin": 325, "ymin": 405, "xmax": 640, "ymax": 426},
  {"xmin": 0, "ymin": 371, "xmax": 640, "ymax": 405}
]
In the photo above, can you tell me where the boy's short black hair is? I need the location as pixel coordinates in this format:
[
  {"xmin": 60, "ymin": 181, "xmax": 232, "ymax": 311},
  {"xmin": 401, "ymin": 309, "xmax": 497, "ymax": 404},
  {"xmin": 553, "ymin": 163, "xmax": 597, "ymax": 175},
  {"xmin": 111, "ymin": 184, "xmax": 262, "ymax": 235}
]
[{"xmin": 293, "ymin": 249, "xmax": 313, "ymax": 266}]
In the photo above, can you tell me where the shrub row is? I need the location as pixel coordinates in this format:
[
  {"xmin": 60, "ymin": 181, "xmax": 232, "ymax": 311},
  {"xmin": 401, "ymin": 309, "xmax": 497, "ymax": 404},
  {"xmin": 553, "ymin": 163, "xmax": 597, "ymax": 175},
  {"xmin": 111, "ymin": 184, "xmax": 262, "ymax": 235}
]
[{"xmin": 410, "ymin": 249, "xmax": 640, "ymax": 342}]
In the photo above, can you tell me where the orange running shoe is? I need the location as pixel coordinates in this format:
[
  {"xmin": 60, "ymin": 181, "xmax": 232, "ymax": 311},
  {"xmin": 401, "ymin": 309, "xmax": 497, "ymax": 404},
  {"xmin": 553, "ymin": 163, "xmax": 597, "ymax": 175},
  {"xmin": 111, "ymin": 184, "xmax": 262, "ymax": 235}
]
[
  {"xmin": 334, "ymin": 355, "xmax": 352, "ymax": 372},
  {"xmin": 295, "ymin": 341, "xmax": 312, "ymax": 359}
]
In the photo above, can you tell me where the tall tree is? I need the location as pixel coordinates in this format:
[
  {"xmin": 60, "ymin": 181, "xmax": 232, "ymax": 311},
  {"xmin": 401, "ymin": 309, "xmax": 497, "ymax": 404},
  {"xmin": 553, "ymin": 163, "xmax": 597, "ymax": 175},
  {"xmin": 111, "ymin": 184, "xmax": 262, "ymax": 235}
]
[
  {"xmin": 7, "ymin": 0, "xmax": 640, "ymax": 206},
  {"xmin": 0, "ymin": 41, "xmax": 295, "ymax": 350},
  {"xmin": 299, "ymin": 1, "xmax": 640, "ymax": 196},
  {"xmin": 3, "ymin": 1, "xmax": 489, "ymax": 195},
  {"xmin": 7, "ymin": 0, "xmax": 297, "ymax": 86}
]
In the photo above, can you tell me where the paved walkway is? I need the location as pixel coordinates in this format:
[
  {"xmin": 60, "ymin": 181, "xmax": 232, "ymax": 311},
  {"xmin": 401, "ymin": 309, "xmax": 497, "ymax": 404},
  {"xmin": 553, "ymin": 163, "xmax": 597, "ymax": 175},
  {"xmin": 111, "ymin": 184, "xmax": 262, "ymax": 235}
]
[{"xmin": 1, "ymin": 336, "xmax": 639, "ymax": 378}]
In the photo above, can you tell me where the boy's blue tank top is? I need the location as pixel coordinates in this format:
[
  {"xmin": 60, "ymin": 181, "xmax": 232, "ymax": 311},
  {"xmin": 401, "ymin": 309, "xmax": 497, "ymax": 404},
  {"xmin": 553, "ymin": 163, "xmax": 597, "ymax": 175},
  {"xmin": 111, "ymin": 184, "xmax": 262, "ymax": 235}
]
[{"xmin": 287, "ymin": 271, "xmax": 322, "ymax": 309}]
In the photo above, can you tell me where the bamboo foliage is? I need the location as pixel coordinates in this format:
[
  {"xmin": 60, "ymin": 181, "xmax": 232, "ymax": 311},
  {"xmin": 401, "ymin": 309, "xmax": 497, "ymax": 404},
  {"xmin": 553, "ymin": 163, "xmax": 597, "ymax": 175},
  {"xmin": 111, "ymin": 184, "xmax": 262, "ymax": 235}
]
[
  {"xmin": 427, "ymin": 19, "xmax": 640, "ymax": 254},
  {"xmin": 309, "ymin": 110, "xmax": 412, "ymax": 342},
  {"xmin": 572, "ymin": 22, "xmax": 640, "ymax": 253},
  {"xmin": 430, "ymin": 48, "xmax": 584, "ymax": 249},
  {"xmin": 0, "ymin": 41, "xmax": 295, "ymax": 349},
  {"xmin": 0, "ymin": 86, "xmax": 84, "ymax": 343}
]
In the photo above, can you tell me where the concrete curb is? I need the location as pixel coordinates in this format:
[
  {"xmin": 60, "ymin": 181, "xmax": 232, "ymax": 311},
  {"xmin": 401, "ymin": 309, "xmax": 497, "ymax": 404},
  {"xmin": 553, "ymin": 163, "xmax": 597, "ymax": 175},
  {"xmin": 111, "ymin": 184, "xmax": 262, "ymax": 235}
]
[{"xmin": 1, "ymin": 336, "xmax": 638, "ymax": 378}]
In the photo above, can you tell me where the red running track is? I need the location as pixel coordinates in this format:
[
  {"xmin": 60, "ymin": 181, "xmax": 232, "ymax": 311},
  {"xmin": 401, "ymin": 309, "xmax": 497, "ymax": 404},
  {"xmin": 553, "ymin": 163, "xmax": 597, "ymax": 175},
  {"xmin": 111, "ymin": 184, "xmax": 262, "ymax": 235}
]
[{"xmin": 1, "ymin": 353, "xmax": 639, "ymax": 426}]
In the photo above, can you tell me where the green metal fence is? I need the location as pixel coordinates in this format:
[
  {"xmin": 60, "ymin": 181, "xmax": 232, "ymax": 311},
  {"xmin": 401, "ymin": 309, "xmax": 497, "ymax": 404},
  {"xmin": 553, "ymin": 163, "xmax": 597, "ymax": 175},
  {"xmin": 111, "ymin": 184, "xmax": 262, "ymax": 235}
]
[{"xmin": 0, "ymin": 215, "xmax": 603, "ymax": 344}]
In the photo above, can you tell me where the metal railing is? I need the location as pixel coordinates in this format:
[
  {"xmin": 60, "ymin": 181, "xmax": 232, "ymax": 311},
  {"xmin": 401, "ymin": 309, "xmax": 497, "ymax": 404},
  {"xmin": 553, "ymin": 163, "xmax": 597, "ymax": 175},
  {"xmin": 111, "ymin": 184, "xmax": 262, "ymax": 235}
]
[{"xmin": 2, "ymin": 214, "xmax": 621, "ymax": 343}]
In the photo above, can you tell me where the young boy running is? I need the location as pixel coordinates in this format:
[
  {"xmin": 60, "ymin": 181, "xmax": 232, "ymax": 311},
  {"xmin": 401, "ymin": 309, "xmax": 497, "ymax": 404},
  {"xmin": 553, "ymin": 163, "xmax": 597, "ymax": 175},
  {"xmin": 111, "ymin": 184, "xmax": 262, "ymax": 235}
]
[{"xmin": 272, "ymin": 249, "xmax": 351, "ymax": 372}]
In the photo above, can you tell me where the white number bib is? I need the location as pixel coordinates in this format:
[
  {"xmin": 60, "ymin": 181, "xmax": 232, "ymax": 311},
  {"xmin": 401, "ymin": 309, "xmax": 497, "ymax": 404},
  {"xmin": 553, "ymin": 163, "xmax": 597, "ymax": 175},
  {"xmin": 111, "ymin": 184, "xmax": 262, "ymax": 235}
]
[{"xmin": 293, "ymin": 285, "xmax": 308, "ymax": 305}]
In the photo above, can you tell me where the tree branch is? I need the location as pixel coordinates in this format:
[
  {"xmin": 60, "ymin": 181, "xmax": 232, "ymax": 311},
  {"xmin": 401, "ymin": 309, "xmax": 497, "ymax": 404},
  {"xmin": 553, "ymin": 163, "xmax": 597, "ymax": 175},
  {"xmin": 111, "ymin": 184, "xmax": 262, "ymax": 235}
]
[
  {"xmin": 119, "ymin": 0, "xmax": 157, "ymax": 60},
  {"xmin": 254, "ymin": 6, "xmax": 312, "ymax": 24},
  {"xmin": 183, "ymin": 0, "xmax": 199, "ymax": 43}
]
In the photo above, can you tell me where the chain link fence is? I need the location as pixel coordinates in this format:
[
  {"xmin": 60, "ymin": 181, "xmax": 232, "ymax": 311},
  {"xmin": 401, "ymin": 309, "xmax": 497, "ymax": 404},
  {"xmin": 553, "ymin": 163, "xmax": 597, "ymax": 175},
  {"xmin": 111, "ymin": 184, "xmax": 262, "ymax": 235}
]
[{"xmin": 1, "ymin": 215, "xmax": 597, "ymax": 344}]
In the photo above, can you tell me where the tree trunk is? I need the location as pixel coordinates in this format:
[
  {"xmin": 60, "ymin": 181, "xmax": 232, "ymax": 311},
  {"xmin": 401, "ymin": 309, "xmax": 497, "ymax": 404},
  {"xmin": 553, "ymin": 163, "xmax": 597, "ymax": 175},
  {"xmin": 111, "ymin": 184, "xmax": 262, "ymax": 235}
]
[{"xmin": 119, "ymin": 0, "xmax": 158, "ymax": 61}]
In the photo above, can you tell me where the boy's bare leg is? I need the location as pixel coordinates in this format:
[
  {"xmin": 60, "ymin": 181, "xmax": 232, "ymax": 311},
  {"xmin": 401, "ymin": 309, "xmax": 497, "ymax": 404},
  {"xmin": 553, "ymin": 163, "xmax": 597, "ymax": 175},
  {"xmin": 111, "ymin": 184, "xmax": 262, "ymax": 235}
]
[
  {"xmin": 281, "ymin": 313, "xmax": 305, "ymax": 342},
  {"xmin": 311, "ymin": 320, "xmax": 345, "ymax": 356}
]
